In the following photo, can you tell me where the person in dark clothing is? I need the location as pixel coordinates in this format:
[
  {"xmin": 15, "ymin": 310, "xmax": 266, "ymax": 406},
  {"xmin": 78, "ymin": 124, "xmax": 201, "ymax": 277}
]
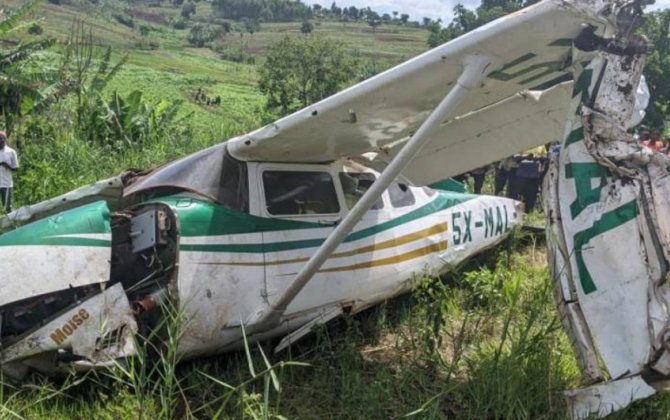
[
  {"xmin": 470, "ymin": 166, "xmax": 488, "ymax": 194},
  {"xmin": 495, "ymin": 156, "xmax": 520, "ymax": 196},
  {"xmin": 515, "ymin": 154, "xmax": 545, "ymax": 212}
]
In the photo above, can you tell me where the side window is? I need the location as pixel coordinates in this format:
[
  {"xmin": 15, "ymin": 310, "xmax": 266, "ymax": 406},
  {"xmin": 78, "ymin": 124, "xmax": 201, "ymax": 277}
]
[
  {"xmin": 263, "ymin": 171, "xmax": 340, "ymax": 215},
  {"xmin": 339, "ymin": 172, "xmax": 383, "ymax": 210},
  {"xmin": 389, "ymin": 182, "xmax": 415, "ymax": 208}
]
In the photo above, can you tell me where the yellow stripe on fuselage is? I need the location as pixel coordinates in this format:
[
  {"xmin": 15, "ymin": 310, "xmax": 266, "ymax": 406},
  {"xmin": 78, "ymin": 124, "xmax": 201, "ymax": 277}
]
[
  {"xmin": 196, "ymin": 222, "xmax": 448, "ymax": 267},
  {"xmin": 317, "ymin": 240, "xmax": 448, "ymax": 273}
]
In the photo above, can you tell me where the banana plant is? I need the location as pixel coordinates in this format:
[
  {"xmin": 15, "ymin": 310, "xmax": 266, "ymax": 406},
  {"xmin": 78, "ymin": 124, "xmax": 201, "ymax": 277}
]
[{"xmin": 0, "ymin": 1, "xmax": 56, "ymax": 134}]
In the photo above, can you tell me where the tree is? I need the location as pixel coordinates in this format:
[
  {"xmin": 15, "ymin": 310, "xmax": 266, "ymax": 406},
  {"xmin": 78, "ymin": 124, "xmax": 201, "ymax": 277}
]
[
  {"xmin": 0, "ymin": 1, "xmax": 57, "ymax": 133},
  {"xmin": 641, "ymin": 10, "xmax": 670, "ymax": 129},
  {"xmin": 300, "ymin": 20, "xmax": 314, "ymax": 34},
  {"xmin": 426, "ymin": 1, "xmax": 514, "ymax": 48},
  {"xmin": 187, "ymin": 24, "xmax": 219, "ymax": 47},
  {"xmin": 367, "ymin": 18, "xmax": 381, "ymax": 33},
  {"xmin": 243, "ymin": 18, "xmax": 260, "ymax": 35},
  {"xmin": 400, "ymin": 13, "xmax": 409, "ymax": 24},
  {"xmin": 259, "ymin": 36, "xmax": 357, "ymax": 115},
  {"xmin": 181, "ymin": 1, "xmax": 196, "ymax": 19},
  {"xmin": 365, "ymin": 10, "xmax": 381, "ymax": 33}
]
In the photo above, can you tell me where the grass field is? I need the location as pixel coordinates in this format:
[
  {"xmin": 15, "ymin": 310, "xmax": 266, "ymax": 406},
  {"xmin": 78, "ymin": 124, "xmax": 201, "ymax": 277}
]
[
  {"xmin": 3, "ymin": 0, "xmax": 670, "ymax": 418},
  {"xmin": 4, "ymin": 0, "xmax": 429, "ymax": 143}
]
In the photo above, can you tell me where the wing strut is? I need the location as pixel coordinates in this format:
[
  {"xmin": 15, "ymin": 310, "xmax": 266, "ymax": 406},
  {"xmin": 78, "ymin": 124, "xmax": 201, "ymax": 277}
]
[{"xmin": 249, "ymin": 55, "xmax": 500, "ymax": 332}]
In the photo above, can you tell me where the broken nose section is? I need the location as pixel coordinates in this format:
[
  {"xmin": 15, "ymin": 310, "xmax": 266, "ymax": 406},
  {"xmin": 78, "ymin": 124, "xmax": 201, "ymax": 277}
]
[{"xmin": 1, "ymin": 283, "xmax": 138, "ymax": 379}]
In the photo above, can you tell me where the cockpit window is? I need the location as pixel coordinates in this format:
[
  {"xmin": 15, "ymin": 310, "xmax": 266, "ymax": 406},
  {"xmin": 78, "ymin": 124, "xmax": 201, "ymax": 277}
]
[
  {"xmin": 339, "ymin": 172, "xmax": 383, "ymax": 210},
  {"xmin": 217, "ymin": 152, "xmax": 249, "ymax": 212},
  {"xmin": 123, "ymin": 144, "xmax": 249, "ymax": 212},
  {"xmin": 389, "ymin": 182, "xmax": 415, "ymax": 208},
  {"xmin": 263, "ymin": 171, "xmax": 340, "ymax": 216}
]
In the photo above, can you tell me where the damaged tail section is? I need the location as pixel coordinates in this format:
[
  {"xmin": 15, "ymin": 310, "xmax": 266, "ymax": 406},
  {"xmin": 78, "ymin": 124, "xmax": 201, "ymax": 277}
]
[{"xmin": 545, "ymin": 0, "xmax": 670, "ymax": 417}]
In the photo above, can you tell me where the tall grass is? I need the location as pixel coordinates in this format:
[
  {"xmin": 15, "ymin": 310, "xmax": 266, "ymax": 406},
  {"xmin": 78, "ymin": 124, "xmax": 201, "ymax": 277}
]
[
  {"xmin": 0, "ymin": 299, "xmax": 305, "ymax": 419},
  {"xmin": 261, "ymin": 234, "xmax": 582, "ymax": 419}
]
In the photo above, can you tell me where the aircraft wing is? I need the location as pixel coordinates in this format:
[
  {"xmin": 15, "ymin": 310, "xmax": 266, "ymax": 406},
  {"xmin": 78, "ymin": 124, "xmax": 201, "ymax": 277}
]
[
  {"xmin": 227, "ymin": 0, "xmax": 601, "ymax": 184},
  {"xmin": 363, "ymin": 82, "xmax": 572, "ymax": 184}
]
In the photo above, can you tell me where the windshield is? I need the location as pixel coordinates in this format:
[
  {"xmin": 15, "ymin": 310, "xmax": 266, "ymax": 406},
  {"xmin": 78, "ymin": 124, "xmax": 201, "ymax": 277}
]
[{"xmin": 124, "ymin": 143, "xmax": 249, "ymax": 212}]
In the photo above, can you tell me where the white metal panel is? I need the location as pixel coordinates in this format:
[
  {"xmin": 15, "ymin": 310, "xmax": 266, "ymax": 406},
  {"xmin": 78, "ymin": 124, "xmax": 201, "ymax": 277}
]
[
  {"xmin": 369, "ymin": 82, "xmax": 572, "ymax": 184},
  {"xmin": 0, "ymin": 242, "xmax": 111, "ymax": 307},
  {"xmin": 566, "ymin": 376, "xmax": 656, "ymax": 420},
  {"xmin": 2, "ymin": 283, "xmax": 137, "ymax": 363}
]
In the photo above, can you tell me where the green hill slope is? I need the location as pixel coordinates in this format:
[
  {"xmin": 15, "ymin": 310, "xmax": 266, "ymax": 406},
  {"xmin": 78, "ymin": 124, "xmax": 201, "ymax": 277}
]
[{"xmin": 6, "ymin": 0, "xmax": 429, "ymax": 137}]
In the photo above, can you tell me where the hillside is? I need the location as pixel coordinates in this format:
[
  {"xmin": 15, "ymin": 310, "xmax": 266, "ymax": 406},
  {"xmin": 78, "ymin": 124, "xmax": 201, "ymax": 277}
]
[{"xmin": 4, "ymin": 0, "xmax": 430, "ymax": 140}]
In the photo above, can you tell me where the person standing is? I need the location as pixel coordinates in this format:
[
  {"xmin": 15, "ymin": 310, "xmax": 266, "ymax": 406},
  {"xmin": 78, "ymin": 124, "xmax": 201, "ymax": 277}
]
[
  {"xmin": 648, "ymin": 128, "xmax": 664, "ymax": 152},
  {"xmin": 0, "ymin": 131, "xmax": 19, "ymax": 213},
  {"xmin": 470, "ymin": 165, "xmax": 488, "ymax": 194},
  {"xmin": 515, "ymin": 154, "xmax": 543, "ymax": 212},
  {"xmin": 495, "ymin": 156, "xmax": 519, "ymax": 196}
]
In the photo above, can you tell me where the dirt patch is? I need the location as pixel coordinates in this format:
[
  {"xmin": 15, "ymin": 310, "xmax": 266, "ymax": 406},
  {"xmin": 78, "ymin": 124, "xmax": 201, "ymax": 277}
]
[
  {"xmin": 375, "ymin": 35, "xmax": 415, "ymax": 43},
  {"xmin": 246, "ymin": 45, "xmax": 266, "ymax": 55},
  {"xmin": 133, "ymin": 10, "xmax": 168, "ymax": 25}
]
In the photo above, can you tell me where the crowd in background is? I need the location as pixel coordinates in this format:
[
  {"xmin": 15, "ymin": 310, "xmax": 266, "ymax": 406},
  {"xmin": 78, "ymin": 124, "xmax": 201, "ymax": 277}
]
[
  {"xmin": 455, "ymin": 127, "xmax": 670, "ymax": 213},
  {"xmin": 636, "ymin": 128, "xmax": 670, "ymax": 155},
  {"xmin": 455, "ymin": 145, "xmax": 556, "ymax": 213}
]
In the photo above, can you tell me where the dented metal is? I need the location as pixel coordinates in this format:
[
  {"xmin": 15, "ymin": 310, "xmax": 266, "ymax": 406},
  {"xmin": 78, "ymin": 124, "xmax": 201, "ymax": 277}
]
[
  {"xmin": 2, "ymin": 283, "xmax": 137, "ymax": 368},
  {"xmin": 0, "ymin": 2, "xmax": 668, "ymax": 418},
  {"xmin": 542, "ymin": 1, "xmax": 670, "ymax": 418}
]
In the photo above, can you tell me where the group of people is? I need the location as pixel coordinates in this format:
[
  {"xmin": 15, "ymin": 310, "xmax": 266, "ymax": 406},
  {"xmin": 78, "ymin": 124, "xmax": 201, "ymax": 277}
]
[
  {"xmin": 456, "ymin": 146, "xmax": 553, "ymax": 213},
  {"xmin": 638, "ymin": 128, "xmax": 670, "ymax": 155}
]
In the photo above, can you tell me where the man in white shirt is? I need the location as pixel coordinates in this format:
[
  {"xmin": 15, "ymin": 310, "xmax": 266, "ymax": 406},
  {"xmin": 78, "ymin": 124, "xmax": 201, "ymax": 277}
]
[{"xmin": 0, "ymin": 131, "xmax": 19, "ymax": 213}]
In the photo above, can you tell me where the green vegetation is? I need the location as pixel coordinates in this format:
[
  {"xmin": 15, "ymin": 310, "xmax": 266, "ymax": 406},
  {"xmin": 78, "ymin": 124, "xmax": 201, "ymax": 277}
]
[
  {"xmin": 641, "ymin": 9, "xmax": 670, "ymax": 130},
  {"xmin": 0, "ymin": 0, "xmax": 429, "ymax": 207},
  {"xmin": 259, "ymin": 36, "xmax": 356, "ymax": 115},
  {"xmin": 2, "ymin": 0, "xmax": 670, "ymax": 418}
]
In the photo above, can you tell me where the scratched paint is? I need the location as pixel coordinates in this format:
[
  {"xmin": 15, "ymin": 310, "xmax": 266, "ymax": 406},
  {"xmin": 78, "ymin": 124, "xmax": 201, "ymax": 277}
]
[
  {"xmin": 175, "ymin": 186, "xmax": 522, "ymax": 356},
  {"xmin": 544, "ymin": 2, "xmax": 669, "ymax": 417},
  {"xmin": 2, "ymin": 283, "xmax": 137, "ymax": 365}
]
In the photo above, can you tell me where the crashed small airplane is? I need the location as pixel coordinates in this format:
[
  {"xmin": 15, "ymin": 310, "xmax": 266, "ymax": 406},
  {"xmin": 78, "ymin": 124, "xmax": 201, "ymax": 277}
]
[{"xmin": 0, "ymin": 0, "xmax": 665, "ymax": 417}]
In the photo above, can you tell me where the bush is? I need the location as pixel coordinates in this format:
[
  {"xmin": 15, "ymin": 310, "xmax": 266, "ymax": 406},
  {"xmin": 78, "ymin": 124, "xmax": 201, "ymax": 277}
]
[
  {"xmin": 79, "ymin": 90, "xmax": 183, "ymax": 146},
  {"xmin": 300, "ymin": 20, "xmax": 313, "ymax": 34},
  {"xmin": 181, "ymin": 2, "xmax": 196, "ymax": 19},
  {"xmin": 27, "ymin": 23, "xmax": 43, "ymax": 35},
  {"xmin": 220, "ymin": 48, "xmax": 255, "ymax": 64},
  {"xmin": 170, "ymin": 17, "xmax": 187, "ymax": 30},
  {"xmin": 187, "ymin": 24, "xmax": 219, "ymax": 47},
  {"xmin": 113, "ymin": 13, "xmax": 135, "ymax": 28},
  {"xmin": 135, "ymin": 38, "xmax": 160, "ymax": 50}
]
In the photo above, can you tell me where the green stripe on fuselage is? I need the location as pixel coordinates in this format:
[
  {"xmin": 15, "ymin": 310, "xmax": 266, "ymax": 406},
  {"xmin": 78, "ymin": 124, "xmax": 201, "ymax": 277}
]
[
  {"xmin": 169, "ymin": 192, "xmax": 477, "ymax": 254},
  {"xmin": 0, "ymin": 201, "xmax": 112, "ymax": 247}
]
